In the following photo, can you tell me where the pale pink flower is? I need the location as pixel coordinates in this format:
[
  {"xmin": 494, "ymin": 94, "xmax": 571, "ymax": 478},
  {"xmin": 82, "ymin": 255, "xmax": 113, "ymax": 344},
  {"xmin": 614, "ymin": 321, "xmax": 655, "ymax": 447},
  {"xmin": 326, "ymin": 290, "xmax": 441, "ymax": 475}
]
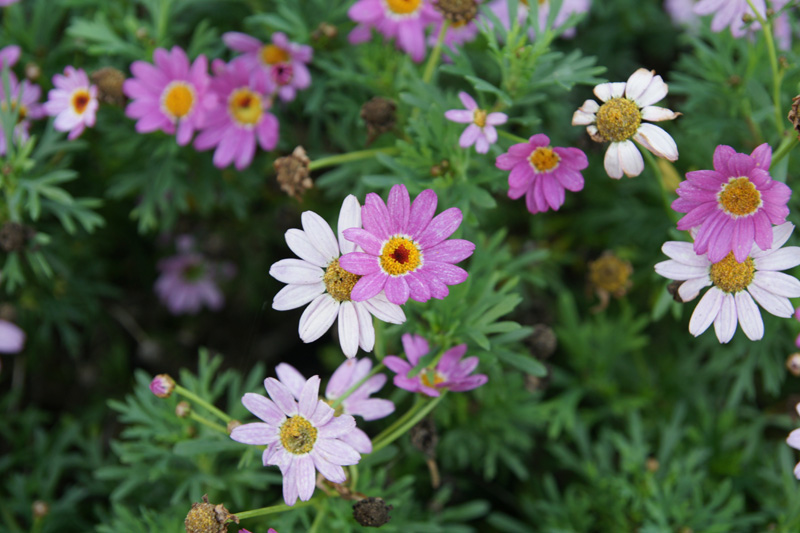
[
  {"xmin": 44, "ymin": 66, "xmax": 98, "ymax": 140},
  {"xmin": 0, "ymin": 45, "xmax": 20, "ymax": 69},
  {"xmin": 444, "ymin": 92, "xmax": 507, "ymax": 153},
  {"xmin": 693, "ymin": 0, "xmax": 765, "ymax": 37},
  {"xmin": 0, "ymin": 319, "xmax": 25, "ymax": 353}
]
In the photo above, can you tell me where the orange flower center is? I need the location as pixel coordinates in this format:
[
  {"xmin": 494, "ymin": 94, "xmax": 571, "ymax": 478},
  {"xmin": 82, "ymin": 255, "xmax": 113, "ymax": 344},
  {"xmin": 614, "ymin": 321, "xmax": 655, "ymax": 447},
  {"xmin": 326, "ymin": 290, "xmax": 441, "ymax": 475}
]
[
  {"xmin": 380, "ymin": 236, "xmax": 422, "ymax": 276},
  {"xmin": 529, "ymin": 147, "xmax": 560, "ymax": 172},
  {"xmin": 161, "ymin": 81, "xmax": 195, "ymax": 120},
  {"xmin": 385, "ymin": 0, "xmax": 422, "ymax": 15},
  {"xmin": 717, "ymin": 177, "xmax": 762, "ymax": 217},
  {"xmin": 228, "ymin": 88, "xmax": 263, "ymax": 127},
  {"xmin": 261, "ymin": 44, "xmax": 290, "ymax": 65},
  {"xmin": 421, "ymin": 370, "xmax": 445, "ymax": 388},
  {"xmin": 71, "ymin": 89, "xmax": 91, "ymax": 115},
  {"xmin": 709, "ymin": 252, "xmax": 755, "ymax": 293}
]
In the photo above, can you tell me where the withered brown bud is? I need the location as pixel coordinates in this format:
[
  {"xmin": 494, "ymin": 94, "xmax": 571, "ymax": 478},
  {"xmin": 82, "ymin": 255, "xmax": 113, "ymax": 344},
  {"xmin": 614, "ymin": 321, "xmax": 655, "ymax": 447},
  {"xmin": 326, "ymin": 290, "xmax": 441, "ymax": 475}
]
[
  {"xmin": 25, "ymin": 63, "xmax": 41, "ymax": 82},
  {"xmin": 176, "ymin": 401, "xmax": 191, "ymax": 418},
  {"xmin": 524, "ymin": 370, "xmax": 551, "ymax": 393},
  {"xmin": 667, "ymin": 280, "xmax": 685, "ymax": 303},
  {"xmin": 588, "ymin": 252, "xmax": 633, "ymax": 297},
  {"xmin": 184, "ymin": 494, "xmax": 238, "ymax": 533},
  {"xmin": 226, "ymin": 419, "xmax": 242, "ymax": 435},
  {"xmin": 90, "ymin": 67, "xmax": 127, "ymax": 107},
  {"xmin": 311, "ymin": 22, "xmax": 338, "ymax": 40},
  {"xmin": 646, "ymin": 457, "xmax": 660, "ymax": 473},
  {"xmin": 274, "ymin": 146, "xmax": 313, "ymax": 201},
  {"xmin": 430, "ymin": 159, "xmax": 451, "ymax": 177},
  {"xmin": 434, "ymin": 0, "xmax": 479, "ymax": 24},
  {"xmin": 32, "ymin": 500, "xmax": 49, "ymax": 519},
  {"xmin": 360, "ymin": 97, "xmax": 396, "ymax": 145},
  {"xmin": 529, "ymin": 324, "xmax": 557, "ymax": 359},
  {"xmin": 0, "ymin": 221, "xmax": 34, "ymax": 252},
  {"xmin": 787, "ymin": 353, "xmax": 800, "ymax": 377},
  {"xmin": 410, "ymin": 416, "xmax": 437, "ymax": 458},
  {"xmin": 727, "ymin": 74, "xmax": 742, "ymax": 88},
  {"xmin": 788, "ymin": 95, "xmax": 800, "ymax": 138},
  {"xmin": 353, "ymin": 497, "xmax": 393, "ymax": 528}
]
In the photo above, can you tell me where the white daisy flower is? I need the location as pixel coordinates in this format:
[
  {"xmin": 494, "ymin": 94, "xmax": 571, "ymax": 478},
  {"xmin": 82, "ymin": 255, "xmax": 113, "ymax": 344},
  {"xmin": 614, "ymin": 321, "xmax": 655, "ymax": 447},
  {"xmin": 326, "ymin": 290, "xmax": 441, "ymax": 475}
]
[
  {"xmin": 654, "ymin": 222, "xmax": 800, "ymax": 343},
  {"xmin": 572, "ymin": 68, "xmax": 681, "ymax": 179},
  {"xmin": 269, "ymin": 195, "xmax": 406, "ymax": 358}
]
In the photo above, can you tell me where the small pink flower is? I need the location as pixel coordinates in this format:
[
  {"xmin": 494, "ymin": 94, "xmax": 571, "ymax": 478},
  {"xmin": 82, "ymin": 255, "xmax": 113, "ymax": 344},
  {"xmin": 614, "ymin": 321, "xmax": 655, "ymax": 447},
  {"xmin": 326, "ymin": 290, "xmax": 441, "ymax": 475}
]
[
  {"xmin": 0, "ymin": 45, "xmax": 20, "ymax": 69},
  {"xmin": 0, "ymin": 319, "xmax": 25, "ymax": 353},
  {"xmin": 444, "ymin": 92, "xmax": 507, "ymax": 154},
  {"xmin": 149, "ymin": 374, "xmax": 176, "ymax": 398},
  {"xmin": 0, "ymin": 73, "xmax": 44, "ymax": 155},
  {"xmin": 384, "ymin": 333, "xmax": 488, "ymax": 396},
  {"xmin": 223, "ymin": 32, "xmax": 312, "ymax": 103},
  {"xmin": 194, "ymin": 58, "xmax": 279, "ymax": 170},
  {"xmin": 694, "ymin": 0, "xmax": 765, "ymax": 37},
  {"xmin": 44, "ymin": 66, "xmax": 98, "ymax": 140},
  {"xmin": 123, "ymin": 46, "xmax": 216, "ymax": 146},
  {"xmin": 672, "ymin": 144, "xmax": 791, "ymax": 263},
  {"xmin": 495, "ymin": 133, "xmax": 588, "ymax": 214},
  {"xmin": 348, "ymin": 0, "xmax": 442, "ymax": 62}
]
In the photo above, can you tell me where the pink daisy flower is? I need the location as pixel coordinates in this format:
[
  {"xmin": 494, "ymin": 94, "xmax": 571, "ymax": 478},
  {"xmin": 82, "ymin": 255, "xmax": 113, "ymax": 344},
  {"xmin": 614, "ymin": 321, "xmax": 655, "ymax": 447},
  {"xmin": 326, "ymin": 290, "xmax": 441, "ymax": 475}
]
[
  {"xmin": 223, "ymin": 32, "xmax": 312, "ymax": 103},
  {"xmin": 665, "ymin": 0, "xmax": 700, "ymax": 28},
  {"xmin": 487, "ymin": 0, "xmax": 591, "ymax": 38},
  {"xmin": 275, "ymin": 358, "xmax": 395, "ymax": 454},
  {"xmin": 384, "ymin": 333, "xmax": 488, "ymax": 396},
  {"xmin": 693, "ymin": 0, "xmax": 765, "ymax": 37},
  {"xmin": 339, "ymin": 184, "xmax": 475, "ymax": 305},
  {"xmin": 230, "ymin": 374, "xmax": 361, "ymax": 506},
  {"xmin": 672, "ymin": 144, "xmax": 791, "ymax": 264},
  {"xmin": 43, "ymin": 66, "xmax": 98, "ymax": 140},
  {"xmin": 348, "ymin": 0, "xmax": 442, "ymax": 63},
  {"xmin": 0, "ymin": 0, "xmax": 20, "ymax": 6},
  {"xmin": 495, "ymin": 133, "xmax": 588, "ymax": 214},
  {"xmin": 0, "ymin": 73, "xmax": 44, "ymax": 155},
  {"xmin": 788, "ymin": 403, "xmax": 800, "ymax": 478},
  {"xmin": 0, "ymin": 319, "xmax": 25, "ymax": 353},
  {"xmin": 123, "ymin": 46, "xmax": 216, "ymax": 146},
  {"xmin": 0, "ymin": 45, "xmax": 20, "ymax": 70},
  {"xmin": 194, "ymin": 58, "xmax": 279, "ymax": 170},
  {"xmin": 444, "ymin": 92, "xmax": 507, "ymax": 153},
  {"xmin": 654, "ymin": 222, "xmax": 800, "ymax": 343}
]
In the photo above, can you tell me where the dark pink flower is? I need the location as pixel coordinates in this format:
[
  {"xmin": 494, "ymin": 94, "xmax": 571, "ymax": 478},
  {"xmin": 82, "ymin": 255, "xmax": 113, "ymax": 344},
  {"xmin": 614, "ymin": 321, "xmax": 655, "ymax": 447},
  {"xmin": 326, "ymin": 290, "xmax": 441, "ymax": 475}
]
[{"xmin": 348, "ymin": 0, "xmax": 442, "ymax": 62}]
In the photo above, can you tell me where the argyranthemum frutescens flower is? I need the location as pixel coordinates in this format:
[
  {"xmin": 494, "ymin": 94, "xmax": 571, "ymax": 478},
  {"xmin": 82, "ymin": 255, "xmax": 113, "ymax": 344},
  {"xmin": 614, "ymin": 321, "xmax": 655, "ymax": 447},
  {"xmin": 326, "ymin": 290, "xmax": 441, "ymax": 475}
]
[
  {"xmin": 672, "ymin": 143, "xmax": 790, "ymax": 264},
  {"xmin": 654, "ymin": 222, "xmax": 800, "ymax": 343},
  {"xmin": 572, "ymin": 68, "xmax": 680, "ymax": 179},
  {"xmin": 269, "ymin": 195, "xmax": 406, "ymax": 358},
  {"xmin": 787, "ymin": 403, "xmax": 800, "ymax": 478},
  {"xmin": 44, "ymin": 66, "xmax": 98, "ymax": 140},
  {"xmin": 347, "ymin": 0, "xmax": 441, "ymax": 62},
  {"xmin": 444, "ymin": 92, "xmax": 507, "ymax": 154},
  {"xmin": 694, "ymin": 0, "xmax": 765, "ymax": 38},
  {"xmin": 230, "ymin": 375, "xmax": 361, "ymax": 506},
  {"xmin": 339, "ymin": 184, "xmax": 475, "ymax": 305},
  {"xmin": 275, "ymin": 358, "xmax": 394, "ymax": 453}
]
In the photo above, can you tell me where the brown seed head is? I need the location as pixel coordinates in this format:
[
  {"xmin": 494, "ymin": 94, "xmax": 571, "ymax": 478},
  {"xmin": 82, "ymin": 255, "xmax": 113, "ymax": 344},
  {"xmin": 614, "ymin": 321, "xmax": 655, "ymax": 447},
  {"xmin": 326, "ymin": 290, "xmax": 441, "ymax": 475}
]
[
  {"xmin": 32, "ymin": 500, "xmax": 49, "ymax": 519},
  {"xmin": 360, "ymin": 97, "xmax": 397, "ymax": 144},
  {"xmin": 434, "ymin": 0, "xmax": 479, "ymax": 24},
  {"xmin": 353, "ymin": 497, "xmax": 393, "ymax": 528},
  {"xmin": 667, "ymin": 280, "xmax": 685, "ymax": 303},
  {"xmin": 588, "ymin": 252, "xmax": 633, "ymax": 297},
  {"xmin": 274, "ymin": 146, "xmax": 313, "ymax": 200},
  {"xmin": 184, "ymin": 495, "xmax": 238, "ymax": 533},
  {"xmin": 90, "ymin": 67, "xmax": 127, "ymax": 106},
  {"xmin": 0, "ymin": 221, "xmax": 34, "ymax": 252}
]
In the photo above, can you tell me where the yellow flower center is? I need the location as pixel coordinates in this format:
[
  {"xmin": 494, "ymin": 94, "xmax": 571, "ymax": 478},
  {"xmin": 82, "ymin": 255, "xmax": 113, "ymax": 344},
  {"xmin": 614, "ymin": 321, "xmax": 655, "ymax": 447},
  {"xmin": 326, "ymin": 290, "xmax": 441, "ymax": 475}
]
[
  {"xmin": 323, "ymin": 258, "xmax": 362, "ymax": 302},
  {"xmin": 472, "ymin": 108, "xmax": 487, "ymax": 128},
  {"xmin": 161, "ymin": 81, "xmax": 195, "ymax": 120},
  {"xmin": 228, "ymin": 88, "xmax": 263, "ymax": 127},
  {"xmin": 594, "ymin": 97, "xmax": 641, "ymax": 143},
  {"xmin": 261, "ymin": 44, "xmax": 290, "ymax": 65},
  {"xmin": 279, "ymin": 415, "xmax": 318, "ymax": 455},
  {"xmin": 717, "ymin": 177, "xmax": 762, "ymax": 217},
  {"xmin": 421, "ymin": 370, "xmax": 445, "ymax": 388},
  {"xmin": 380, "ymin": 236, "xmax": 423, "ymax": 276},
  {"xmin": 529, "ymin": 146, "xmax": 561, "ymax": 173},
  {"xmin": 71, "ymin": 89, "xmax": 91, "ymax": 115},
  {"xmin": 709, "ymin": 252, "xmax": 755, "ymax": 293},
  {"xmin": 385, "ymin": 0, "xmax": 422, "ymax": 15}
]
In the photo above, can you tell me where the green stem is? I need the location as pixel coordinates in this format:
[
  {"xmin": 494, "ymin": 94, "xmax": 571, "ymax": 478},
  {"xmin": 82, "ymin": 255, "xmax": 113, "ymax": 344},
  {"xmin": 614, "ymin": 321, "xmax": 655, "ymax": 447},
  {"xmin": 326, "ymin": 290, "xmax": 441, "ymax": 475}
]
[
  {"xmin": 373, "ymin": 396, "xmax": 425, "ymax": 442},
  {"xmin": 371, "ymin": 393, "xmax": 446, "ymax": 453},
  {"xmin": 174, "ymin": 385, "xmax": 232, "ymax": 423},
  {"xmin": 156, "ymin": 0, "xmax": 172, "ymax": 46},
  {"xmin": 189, "ymin": 411, "xmax": 228, "ymax": 434},
  {"xmin": 746, "ymin": 0, "xmax": 784, "ymax": 133},
  {"xmin": 771, "ymin": 133, "xmax": 798, "ymax": 167},
  {"xmin": 330, "ymin": 363, "xmax": 385, "ymax": 410},
  {"xmin": 498, "ymin": 129, "xmax": 529, "ymax": 144},
  {"xmin": 234, "ymin": 499, "xmax": 316, "ymax": 520},
  {"xmin": 309, "ymin": 501, "xmax": 328, "ymax": 533},
  {"xmin": 308, "ymin": 147, "xmax": 398, "ymax": 171},
  {"xmin": 422, "ymin": 20, "xmax": 449, "ymax": 84}
]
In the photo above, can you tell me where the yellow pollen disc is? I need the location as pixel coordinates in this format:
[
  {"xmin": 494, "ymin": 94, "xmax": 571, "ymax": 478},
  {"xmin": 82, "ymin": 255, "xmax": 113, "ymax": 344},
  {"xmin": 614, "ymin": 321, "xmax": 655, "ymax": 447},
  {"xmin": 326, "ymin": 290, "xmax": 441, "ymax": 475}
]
[
  {"xmin": 529, "ymin": 146, "xmax": 561, "ymax": 173},
  {"xmin": 718, "ymin": 177, "xmax": 762, "ymax": 217},
  {"xmin": 472, "ymin": 109, "xmax": 487, "ymax": 128},
  {"xmin": 709, "ymin": 252, "xmax": 755, "ymax": 294},
  {"xmin": 324, "ymin": 258, "xmax": 362, "ymax": 302},
  {"xmin": 594, "ymin": 97, "xmax": 641, "ymax": 143},
  {"xmin": 421, "ymin": 370, "xmax": 445, "ymax": 388},
  {"xmin": 161, "ymin": 81, "xmax": 195, "ymax": 120},
  {"xmin": 71, "ymin": 89, "xmax": 91, "ymax": 115},
  {"xmin": 380, "ymin": 236, "xmax": 422, "ymax": 276},
  {"xmin": 261, "ymin": 44, "xmax": 290, "ymax": 65},
  {"xmin": 279, "ymin": 415, "xmax": 318, "ymax": 455},
  {"xmin": 228, "ymin": 88, "xmax": 263, "ymax": 126},
  {"xmin": 385, "ymin": 0, "xmax": 422, "ymax": 15}
]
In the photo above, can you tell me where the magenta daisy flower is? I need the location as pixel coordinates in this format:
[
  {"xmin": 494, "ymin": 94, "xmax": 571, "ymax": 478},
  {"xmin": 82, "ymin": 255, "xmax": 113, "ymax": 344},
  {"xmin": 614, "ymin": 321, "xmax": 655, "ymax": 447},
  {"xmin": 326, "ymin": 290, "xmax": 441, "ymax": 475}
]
[
  {"xmin": 0, "ymin": 45, "xmax": 20, "ymax": 69},
  {"xmin": 348, "ymin": 0, "xmax": 442, "ymax": 63},
  {"xmin": 223, "ymin": 31, "xmax": 312, "ymax": 103},
  {"xmin": 495, "ymin": 133, "xmax": 588, "ymax": 214},
  {"xmin": 339, "ymin": 184, "xmax": 475, "ymax": 305},
  {"xmin": 654, "ymin": 222, "xmax": 800, "ymax": 343},
  {"xmin": 444, "ymin": 92, "xmax": 507, "ymax": 153},
  {"xmin": 275, "ymin": 358, "xmax": 394, "ymax": 454},
  {"xmin": 43, "ymin": 66, "xmax": 98, "ymax": 140},
  {"xmin": 694, "ymin": 0, "xmax": 765, "ymax": 37},
  {"xmin": 230, "ymin": 374, "xmax": 361, "ymax": 506},
  {"xmin": 672, "ymin": 143, "xmax": 791, "ymax": 263},
  {"xmin": 0, "ymin": 73, "xmax": 44, "ymax": 155},
  {"xmin": 194, "ymin": 58, "xmax": 279, "ymax": 170},
  {"xmin": 384, "ymin": 333, "xmax": 488, "ymax": 396}
]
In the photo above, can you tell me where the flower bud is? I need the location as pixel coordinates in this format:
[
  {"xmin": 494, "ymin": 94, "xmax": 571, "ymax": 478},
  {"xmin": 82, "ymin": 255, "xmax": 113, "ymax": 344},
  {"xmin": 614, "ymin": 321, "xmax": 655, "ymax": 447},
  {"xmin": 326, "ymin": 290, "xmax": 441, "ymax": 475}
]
[
  {"xmin": 176, "ymin": 401, "xmax": 191, "ymax": 418},
  {"xmin": 353, "ymin": 497, "xmax": 393, "ymax": 528},
  {"xmin": 227, "ymin": 419, "xmax": 242, "ymax": 435},
  {"xmin": 32, "ymin": 500, "xmax": 49, "ymax": 519},
  {"xmin": 787, "ymin": 353, "xmax": 800, "ymax": 377},
  {"xmin": 360, "ymin": 97, "xmax": 396, "ymax": 144},
  {"xmin": 149, "ymin": 374, "xmax": 175, "ymax": 398}
]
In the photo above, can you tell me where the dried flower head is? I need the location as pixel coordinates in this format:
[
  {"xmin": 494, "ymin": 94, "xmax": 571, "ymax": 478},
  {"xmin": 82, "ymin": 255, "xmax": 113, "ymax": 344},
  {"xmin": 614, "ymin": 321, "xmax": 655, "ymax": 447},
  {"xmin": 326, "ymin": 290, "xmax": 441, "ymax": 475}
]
[
  {"xmin": 435, "ymin": 0, "xmax": 479, "ymax": 24},
  {"xmin": 0, "ymin": 221, "xmax": 34, "ymax": 252},
  {"xmin": 588, "ymin": 251, "xmax": 633, "ymax": 311},
  {"xmin": 360, "ymin": 97, "xmax": 396, "ymax": 144},
  {"xmin": 274, "ymin": 146, "xmax": 312, "ymax": 200},
  {"xmin": 312, "ymin": 22, "xmax": 338, "ymax": 40},
  {"xmin": 184, "ymin": 495, "xmax": 238, "ymax": 533},
  {"xmin": 667, "ymin": 280, "xmax": 685, "ymax": 303},
  {"xmin": 353, "ymin": 497, "xmax": 393, "ymax": 528},
  {"xmin": 788, "ymin": 353, "xmax": 800, "ymax": 377},
  {"xmin": 788, "ymin": 95, "xmax": 800, "ymax": 139},
  {"xmin": 90, "ymin": 67, "xmax": 127, "ymax": 107},
  {"xmin": 410, "ymin": 416, "xmax": 438, "ymax": 458},
  {"xmin": 529, "ymin": 324, "xmax": 557, "ymax": 359}
]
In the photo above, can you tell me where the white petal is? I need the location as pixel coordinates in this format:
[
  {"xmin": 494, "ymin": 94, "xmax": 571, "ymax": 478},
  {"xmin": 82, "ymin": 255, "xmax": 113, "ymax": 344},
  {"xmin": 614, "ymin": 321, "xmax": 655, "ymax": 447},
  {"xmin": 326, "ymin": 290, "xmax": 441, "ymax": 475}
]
[
  {"xmin": 361, "ymin": 292, "xmax": 406, "ymax": 324},
  {"xmin": 654, "ymin": 260, "xmax": 709, "ymax": 281},
  {"xmin": 338, "ymin": 195, "xmax": 362, "ymax": 255},
  {"xmin": 337, "ymin": 301, "xmax": 360, "ymax": 358},
  {"xmin": 571, "ymin": 99, "xmax": 598, "ymax": 125},
  {"xmin": 752, "ymin": 223, "xmax": 795, "ymax": 258},
  {"xmin": 678, "ymin": 277, "xmax": 712, "ymax": 302},
  {"xmin": 788, "ymin": 428, "xmax": 800, "ymax": 449},
  {"xmin": 298, "ymin": 294, "xmax": 339, "ymax": 343},
  {"xmin": 273, "ymin": 282, "xmax": 325, "ymax": 311},
  {"xmin": 634, "ymin": 123, "xmax": 678, "ymax": 161},
  {"xmin": 285, "ymin": 229, "xmax": 329, "ymax": 268},
  {"xmin": 734, "ymin": 291, "xmax": 764, "ymax": 341},
  {"xmin": 607, "ymin": 140, "xmax": 644, "ymax": 178},
  {"xmin": 603, "ymin": 143, "xmax": 624, "ymax": 179},
  {"xmin": 713, "ymin": 293, "xmax": 738, "ymax": 343},
  {"xmin": 270, "ymin": 259, "xmax": 323, "ymax": 285},
  {"xmin": 754, "ymin": 247, "xmax": 800, "ymax": 272},
  {"xmin": 593, "ymin": 82, "xmax": 626, "ymax": 102},
  {"xmin": 301, "ymin": 211, "xmax": 340, "ymax": 263},
  {"xmin": 689, "ymin": 287, "xmax": 724, "ymax": 337},
  {"xmin": 587, "ymin": 125, "xmax": 598, "ymax": 137},
  {"xmin": 634, "ymin": 75, "xmax": 668, "ymax": 107},
  {"xmin": 662, "ymin": 241, "xmax": 711, "ymax": 267},
  {"xmin": 353, "ymin": 301, "xmax": 375, "ymax": 353},
  {"xmin": 746, "ymin": 283, "xmax": 794, "ymax": 318},
  {"xmin": 752, "ymin": 271, "xmax": 800, "ymax": 298},
  {"xmin": 624, "ymin": 68, "xmax": 655, "ymax": 102},
  {"xmin": 641, "ymin": 106, "xmax": 681, "ymax": 122}
]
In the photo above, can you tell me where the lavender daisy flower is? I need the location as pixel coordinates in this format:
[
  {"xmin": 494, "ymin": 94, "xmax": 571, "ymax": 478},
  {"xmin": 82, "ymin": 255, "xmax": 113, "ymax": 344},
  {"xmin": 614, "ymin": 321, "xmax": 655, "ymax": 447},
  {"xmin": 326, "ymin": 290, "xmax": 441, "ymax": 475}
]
[
  {"xmin": 348, "ymin": 0, "xmax": 442, "ymax": 63},
  {"xmin": 693, "ymin": 0, "xmax": 765, "ymax": 37},
  {"xmin": 788, "ymin": 403, "xmax": 800, "ymax": 478},
  {"xmin": 487, "ymin": 0, "xmax": 591, "ymax": 38},
  {"xmin": 275, "ymin": 358, "xmax": 395, "ymax": 453},
  {"xmin": 0, "ymin": 45, "xmax": 20, "ymax": 70},
  {"xmin": 665, "ymin": 0, "xmax": 700, "ymax": 28},
  {"xmin": 123, "ymin": 46, "xmax": 216, "ymax": 146},
  {"xmin": 444, "ymin": 92, "xmax": 507, "ymax": 153},
  {"xmin": 672, "ymin": 144, "xmax": 791, "ymax": 263},
  {"xmin": 269, "ymin": 195, "xmax": 406, "ymax": 358},
  {"xmin": 384, "ymin": 333, "xmax": 488, "ymax": 396},
  {"xmin": 194, "ymin": 58, "xmax": 278, "ymax": 170},
  {"xmin": 0, "ymin": 0, "xmax": 20, "ymax": 6},
  {"xmin": 572, "ymin": 68, "xmax": 680, "ymax": 179},
  {"xmin": 43, "ymin": 66, "xmax": 98, "ymax": 140},
  {"xmin": 223, "ymin": 32, "xmax": 312, "ymax": 103},
  {"xmin": 230, "ymin": 375, "xmax": 361, "ymax": 506},
  {"xmin": 654, "ymin": 222, "xmax": 800, "ymax": 343},
  {"xmin": 0, "ymin": 73, "xmax": 44, "ymax": 155},
  {"xmin": 0, "ymin": 319, "xmax": 25, "ymax": 353},
  {"xmin": 339, "ymin": 184, "xmax": 476, "ymax": 305},
  {"xmin": 495, "ymin": 133, "xmax": 588, "ymax": 214}
]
